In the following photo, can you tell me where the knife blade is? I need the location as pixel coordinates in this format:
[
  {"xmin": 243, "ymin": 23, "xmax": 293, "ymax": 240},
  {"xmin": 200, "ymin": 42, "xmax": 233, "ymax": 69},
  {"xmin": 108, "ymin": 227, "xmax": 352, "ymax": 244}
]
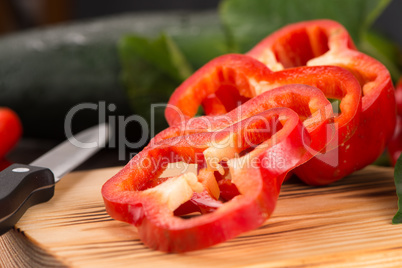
[{"xmin": 0, "ymin": 123, "xmax": 109, "ymax": 235}]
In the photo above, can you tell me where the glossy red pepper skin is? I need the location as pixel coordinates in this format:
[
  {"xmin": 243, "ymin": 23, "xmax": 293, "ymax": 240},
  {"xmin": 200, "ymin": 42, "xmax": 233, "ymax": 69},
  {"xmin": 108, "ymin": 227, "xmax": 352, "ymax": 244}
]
[
  {"xmin": 155, "ymin": 83, "xmax": 336, "ymax": 200},
  {"xmin": 165, "ymin": 53, "xmax": 361, "ymax": 185},
  {"xmin": 0, "ymin": 108, "xmax": 22, "ymax": 158},
  {"xmin": 103, "ymin": 96, "xmax": 335, "ymax": 252},
  {"xmin": 160, "ymin": 83, "xmax": 334, "ymax": 146},
  {"xmin": 166, "ymin": 54, "xmax": 361, "ymax": 136},
  {"xmin": 103, "ymin": 108, "xmax": 303, "ymax": 252},
  {"xmin": 165, "ymin": 54, "xmax": 268, "ymax": 126},
  {"xmin": 247, "ymin": 20, "xmax": 395, "ymax": 184},
  {"xmin": 102, "ymin": 19, "xmax": 395, "ymax": 253},
  {"xmin": 388, "ymin": 77, "xmax": 402, "ymax": 165}
]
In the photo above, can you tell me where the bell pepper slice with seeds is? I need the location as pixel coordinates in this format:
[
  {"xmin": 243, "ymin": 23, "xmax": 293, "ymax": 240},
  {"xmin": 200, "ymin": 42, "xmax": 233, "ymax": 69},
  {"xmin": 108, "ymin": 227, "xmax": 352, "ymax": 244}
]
[
  {"xmin": 102, "ymin": 102, "xmax": 334, "ymax": 252},
  {"xmin": 165, "ymin": 53, "xmax": 361, "ymax": 185},
  {"xmin": 247, "ymin": 19, "xmax": 395, "ymax": 184},
  {"xmin": 155, "ymin": 83, "xmax": 337, "ymax": 201},
  {"xmin": 159, "ymin": 83, "xmax": 336, "ymax": 152}
]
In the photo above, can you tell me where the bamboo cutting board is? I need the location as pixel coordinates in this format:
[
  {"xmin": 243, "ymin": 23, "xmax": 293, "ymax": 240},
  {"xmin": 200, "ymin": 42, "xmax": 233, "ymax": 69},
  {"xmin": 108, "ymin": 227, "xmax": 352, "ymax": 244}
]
[{"xmin": 1, "ymin": 165, "xmax": 402, "ymax": 267}]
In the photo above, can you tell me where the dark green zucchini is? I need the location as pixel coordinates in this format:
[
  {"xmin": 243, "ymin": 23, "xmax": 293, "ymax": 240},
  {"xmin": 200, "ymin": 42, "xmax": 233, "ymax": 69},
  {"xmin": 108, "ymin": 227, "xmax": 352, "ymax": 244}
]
[{"xmin": 0, "ymin": 11, "xmax": 224, "ymax": 139}]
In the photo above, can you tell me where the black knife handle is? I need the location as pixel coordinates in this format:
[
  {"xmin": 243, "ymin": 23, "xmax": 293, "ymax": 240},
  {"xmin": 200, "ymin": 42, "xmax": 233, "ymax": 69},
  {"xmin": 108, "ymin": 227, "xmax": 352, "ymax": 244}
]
[{"xmin": 0, "ymin": 164, "xmax": 55, "ymax": 235}]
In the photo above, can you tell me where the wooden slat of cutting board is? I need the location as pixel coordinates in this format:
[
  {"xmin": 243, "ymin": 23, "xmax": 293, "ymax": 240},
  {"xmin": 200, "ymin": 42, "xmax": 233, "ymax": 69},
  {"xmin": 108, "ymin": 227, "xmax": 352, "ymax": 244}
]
[{"xmin": 1, "ymin": 165, "xmax": 402, "ymax": 267}]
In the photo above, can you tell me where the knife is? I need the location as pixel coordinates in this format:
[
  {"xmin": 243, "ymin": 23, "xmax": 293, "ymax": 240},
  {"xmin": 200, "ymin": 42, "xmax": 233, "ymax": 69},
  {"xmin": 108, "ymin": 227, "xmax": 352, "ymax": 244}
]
[{"xmin": 0, "ymin": 123, "xmax": 109, "ymax": 235}]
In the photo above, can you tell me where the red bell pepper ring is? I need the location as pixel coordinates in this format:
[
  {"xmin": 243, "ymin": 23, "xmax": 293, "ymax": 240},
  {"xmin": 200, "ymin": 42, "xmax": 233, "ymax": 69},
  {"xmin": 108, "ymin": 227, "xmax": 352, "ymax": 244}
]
[
  {"xmin": 247, "ymin": 19, "xmax": 395, "ymax": 184},
  {"xmin": 160, "ymin": 83, "xmax": 336, "ymax": 153},
  {"xmin": 388, "ymin": 77, "xmax": 402, "ymax": 165},
  {"xmin": 164, "ymin": 85, "xmax": 339, "ymax": 200},
  {"xmin": 166, "ymin": 54, "xmax": 361, "ymax": 136},
  {"xmin": 165, "ymin": 54, "xmax": 269, "ymax": 126},
  {"xmin": 102, "ymin": 101, "xmax": 335, "ymax": 252},
  {"xmin": 165, "ymin": 53, "xmax": 361, "ymax": 185}
]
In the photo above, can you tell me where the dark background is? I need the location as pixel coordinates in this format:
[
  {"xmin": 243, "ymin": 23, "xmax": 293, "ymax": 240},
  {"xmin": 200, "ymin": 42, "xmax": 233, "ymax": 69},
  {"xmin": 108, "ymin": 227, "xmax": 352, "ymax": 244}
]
[
  {"xmin": 0, "ymin": 0, "xmax": 221, "ymax": 169},
  {"xmin": 0, "ymin": 0, "xmax": 401, "ymax": 46},
  {"xmin": 0, "ymin": 0, "xmax": 219, "ymax": 36}
]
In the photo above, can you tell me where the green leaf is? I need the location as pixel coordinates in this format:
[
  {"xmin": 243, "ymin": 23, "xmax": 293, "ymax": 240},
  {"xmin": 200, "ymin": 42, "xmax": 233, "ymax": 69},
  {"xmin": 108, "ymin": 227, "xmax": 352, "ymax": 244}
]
[
  {"xmin": 392, "ymin": 154, "xmax": 402, "ymax": 224},
  {"xmin": 118, "ymin": 33, "xmax": 193, "ymax": 133},
  {"xmin": 372, "ymin": 152, "xmax": 391, "ymax": 167},
  {"xmin": 220, "ymin": 0, "xmax": 391, "ymax": 53},
  {"xmin": 167, "ymin": 12, "xmax": 233, "ymax": 69},
  {"xmin": 120, "ymin": 33, "xmax": 192, "ymax": 82}
]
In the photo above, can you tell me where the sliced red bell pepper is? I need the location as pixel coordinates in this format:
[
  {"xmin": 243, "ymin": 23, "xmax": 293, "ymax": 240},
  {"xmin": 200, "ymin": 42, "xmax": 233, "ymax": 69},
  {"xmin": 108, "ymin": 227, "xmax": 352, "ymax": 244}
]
[
  {"xmin": 388, "ymin": 77, "xmax": 402, "ymax": 165},
  {"xmin": 102, "ymin": 101, "xmax": 334, "ymax": 252},
  {"xmin": 102, "ymin": 19, "xmax": 394, "ymax": 253},
  {"xmin": 165, "ymin": 53, "xmax": 361, "ymax": 185},
  {"xmin": 247, "ymin": 19, "xmax": 395, "ymax": 184},
  {"xmin": 161, "ymin": 82, "xmax": 338, "ymax": 153},
  {"xmin": 160, "ymin": 82, "xmax": 338, "ymax": 196},
  {"xmin": 165, "ymin": 54, "xmax": 270, "ymax": 126}
]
